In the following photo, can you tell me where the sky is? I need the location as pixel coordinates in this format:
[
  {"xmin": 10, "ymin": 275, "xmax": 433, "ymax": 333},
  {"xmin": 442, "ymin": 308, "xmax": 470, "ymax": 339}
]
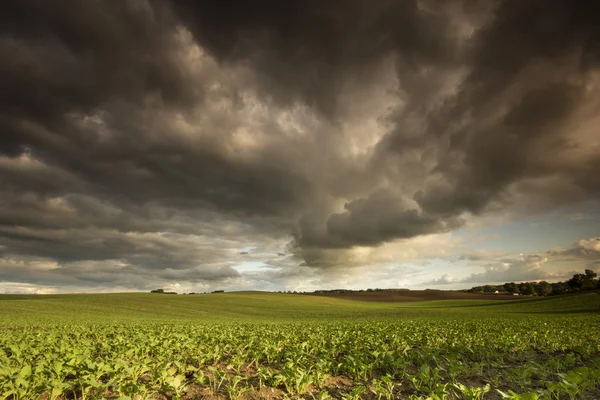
[{"xmin": 0, "ymin": 0, "xmax": 599, "ymax": 294}]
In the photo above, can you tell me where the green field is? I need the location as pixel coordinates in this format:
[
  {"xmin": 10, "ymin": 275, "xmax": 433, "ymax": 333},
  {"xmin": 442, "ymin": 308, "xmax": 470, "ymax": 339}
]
[{"xmin": 1, "ymin": 292, "xmax": 599, "ymax": 399}]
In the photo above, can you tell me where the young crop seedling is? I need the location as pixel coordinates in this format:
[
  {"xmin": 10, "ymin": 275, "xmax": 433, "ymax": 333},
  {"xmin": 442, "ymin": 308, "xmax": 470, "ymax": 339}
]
[{"xmin": 0, "ymin": 291, "xmax": 599, "ymax": 399}]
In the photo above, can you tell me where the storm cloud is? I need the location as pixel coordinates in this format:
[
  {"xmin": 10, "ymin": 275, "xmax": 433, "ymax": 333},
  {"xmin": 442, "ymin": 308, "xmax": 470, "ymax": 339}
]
[{"xmin": 0, "ymin": 0, "xmax": 599, "ymax": 292}]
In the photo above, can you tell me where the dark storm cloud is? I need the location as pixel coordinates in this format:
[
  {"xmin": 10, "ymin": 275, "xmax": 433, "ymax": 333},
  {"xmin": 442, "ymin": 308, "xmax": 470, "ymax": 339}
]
[
  {"xmin": 413, "ymin": 0, "xmax": 600, "ymax": 216},
  {"xmin": 171, "ymin": 0, "xmax": 460, "ymax": 117},
  {"xmin": 296, "ymin": 189, "xmax": 462, "ymax": 249},
  {"xmin": 0, "ymin": 0, "xmax": 311, "ymax": 218},
  {"xmin": 173, "ymin": 0, "xmax": 600, "ymax": 250},
  {"xmin": 0, "ymin": 0, "xmax": 191, "ymax": 124},
  {"xmin": 0, "ymin": 0, "xmax": 599, "ymax": 290}
]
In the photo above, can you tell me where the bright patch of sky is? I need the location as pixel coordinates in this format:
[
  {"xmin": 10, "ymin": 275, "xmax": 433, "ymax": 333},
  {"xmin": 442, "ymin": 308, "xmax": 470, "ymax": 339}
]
[
  {"xmin": 232, "ymin": 261, "xmax": 267, "ymax": 273},
  {"xmin": 454, "ymin": 201, "xmax": 600, "ymax": 254}
]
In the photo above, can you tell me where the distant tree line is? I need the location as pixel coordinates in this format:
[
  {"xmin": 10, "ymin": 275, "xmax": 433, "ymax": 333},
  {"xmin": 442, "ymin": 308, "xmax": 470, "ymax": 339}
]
[
  {"xmin": 148, "ymin": 270, "xmax": 598, "ymax": 297},
  {"xmin": 150, "ymin": 288, "xmax": 177, "ymax": 294},
  {"xmin": 462, "ymin": 269, "xmax": 599, "ymax": 296},
  {"xmin": 150, "ymin": 289, "xmax": 227, "ymax": 294}
]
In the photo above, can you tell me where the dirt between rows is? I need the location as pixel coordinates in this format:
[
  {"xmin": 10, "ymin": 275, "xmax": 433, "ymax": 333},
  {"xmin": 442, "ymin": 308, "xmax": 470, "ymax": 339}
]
[{"xmin": 309, "ymin": 290, "xmax": 528, "ymax": 302}]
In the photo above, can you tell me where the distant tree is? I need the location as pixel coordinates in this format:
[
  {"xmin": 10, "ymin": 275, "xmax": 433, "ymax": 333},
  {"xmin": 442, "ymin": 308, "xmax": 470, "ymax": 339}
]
[
  {"xmin": 585, "ymin": 269, "xmax": 597, "ymax": 279},
  {"xmin": 503, "ymin": 282, "xmax": 513, "ymax": 293},
  {"xmin": 550, "ymin": 281, "xmax": 568, "ymax": 295},
  {"xmin": 567, "ymin": 273, "xmax": 586, "ymax": 289},
  {"xmin": 582, "ymin": 279, "xmax": 596, "ymax": 291},
  {"xmin": 535, "ymin": 281, "xmax": 552, "ymax": 296},
  {"xmin": 523, "ymin": 283, "xmax": 536, "ymax": 296},
  {"xmin": 483, "ymin": 285, "xmax": 496, "ymax": 293},
  {"xmin": 582, "ymin": 270, "xmax": 597, "ymax": 291},
  {"xmin": 518, "ymin": 282, "xmax": 529, "ymax": 294},
  {"xmin": 150, "ymin": 289, "xmax": 164, "ymax": 293}
]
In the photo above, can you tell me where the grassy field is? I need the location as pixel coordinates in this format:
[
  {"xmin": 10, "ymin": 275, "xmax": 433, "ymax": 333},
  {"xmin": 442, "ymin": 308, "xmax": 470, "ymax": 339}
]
[{"xmin": 1, "ymin": 291, "xmax": 599, "ymax": 399}]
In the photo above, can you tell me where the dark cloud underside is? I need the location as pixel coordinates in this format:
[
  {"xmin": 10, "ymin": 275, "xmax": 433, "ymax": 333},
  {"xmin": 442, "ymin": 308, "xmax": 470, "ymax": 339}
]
[{"xmin": 0, "ymin": 0, "xmax": 599, "ymax": 290}]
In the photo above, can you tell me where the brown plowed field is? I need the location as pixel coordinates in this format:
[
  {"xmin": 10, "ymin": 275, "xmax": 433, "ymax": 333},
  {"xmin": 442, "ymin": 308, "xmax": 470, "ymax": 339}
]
[{"xmin": 310, "ymin": 290, "xmax": 527, "ymax": 302}]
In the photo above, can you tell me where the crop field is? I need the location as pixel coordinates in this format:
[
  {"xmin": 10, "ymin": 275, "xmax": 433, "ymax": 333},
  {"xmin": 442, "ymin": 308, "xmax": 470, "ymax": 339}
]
[{"xmin": 1, "ymin": 292, "xmax": 599, "ymax": 399}]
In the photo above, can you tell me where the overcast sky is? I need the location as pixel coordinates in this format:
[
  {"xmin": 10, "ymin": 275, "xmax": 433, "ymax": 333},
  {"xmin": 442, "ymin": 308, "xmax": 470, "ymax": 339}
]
[{"xmin": 1, "ymin": 0, "xmax": 599, "ymax": 294}]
